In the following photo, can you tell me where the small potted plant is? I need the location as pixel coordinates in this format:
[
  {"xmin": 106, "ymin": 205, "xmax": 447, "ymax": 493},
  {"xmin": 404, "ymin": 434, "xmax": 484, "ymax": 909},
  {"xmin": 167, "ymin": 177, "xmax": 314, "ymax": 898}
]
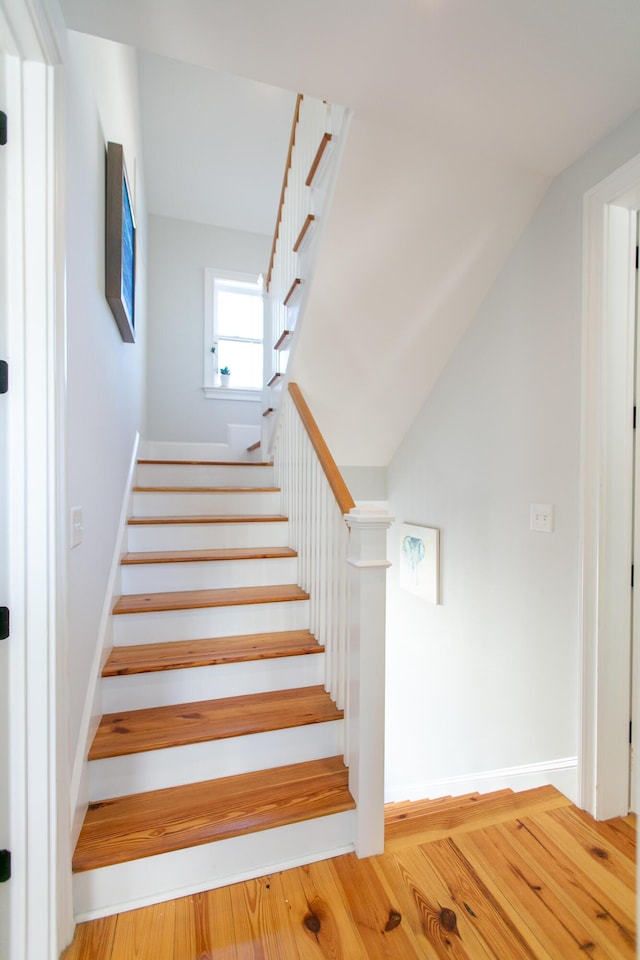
[{"xmin": 219, "ymin": 366, "xmax": 230, "ymax": 387}]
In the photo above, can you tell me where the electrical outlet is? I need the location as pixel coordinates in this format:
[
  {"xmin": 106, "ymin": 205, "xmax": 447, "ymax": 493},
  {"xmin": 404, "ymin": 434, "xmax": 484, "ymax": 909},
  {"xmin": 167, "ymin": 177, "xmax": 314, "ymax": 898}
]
[
  {"xmin": 71, "ymin": 506, "xmax": 83, "ymax": 548},
  {"xmin": 530, "ymin": 503, "xmax": 554, "ymax": 533}
]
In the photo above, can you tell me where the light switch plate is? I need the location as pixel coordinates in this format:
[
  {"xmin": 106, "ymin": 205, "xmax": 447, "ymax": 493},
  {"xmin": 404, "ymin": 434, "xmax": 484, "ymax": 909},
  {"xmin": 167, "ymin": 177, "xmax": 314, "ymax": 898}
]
[
  {"xmin": 530, "ymin": 503, "xmax": 554, "ymax": 533},
  {"xmin": 71, "ymin": 506, "xmax": 83, "ymax": 548}
]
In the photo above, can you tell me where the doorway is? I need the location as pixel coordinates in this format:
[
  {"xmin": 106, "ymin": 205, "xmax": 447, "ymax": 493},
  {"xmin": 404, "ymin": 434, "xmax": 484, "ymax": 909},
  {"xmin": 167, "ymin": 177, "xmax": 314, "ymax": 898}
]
[{"xmin": 581, "ymin": 154, "xmax": 640, "ymax": 820}]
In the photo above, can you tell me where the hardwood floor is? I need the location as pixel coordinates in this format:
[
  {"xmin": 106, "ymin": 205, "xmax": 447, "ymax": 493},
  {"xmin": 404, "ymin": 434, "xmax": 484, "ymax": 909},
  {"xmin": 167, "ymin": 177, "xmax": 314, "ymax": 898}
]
[{"xmin": 62, "ymin": 786, "xmax": 636, "ymax": 959}]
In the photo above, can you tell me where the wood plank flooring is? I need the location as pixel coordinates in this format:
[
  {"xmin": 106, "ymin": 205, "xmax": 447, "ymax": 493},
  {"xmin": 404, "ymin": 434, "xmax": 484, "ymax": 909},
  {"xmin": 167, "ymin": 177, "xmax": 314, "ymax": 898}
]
[{"xmin": 63, "ymin": 787, "xmax": 637, "ymax": 959}]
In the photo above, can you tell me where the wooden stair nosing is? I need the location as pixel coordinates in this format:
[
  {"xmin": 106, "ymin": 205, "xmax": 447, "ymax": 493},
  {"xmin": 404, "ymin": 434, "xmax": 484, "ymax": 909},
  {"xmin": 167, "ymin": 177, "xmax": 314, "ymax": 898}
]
[
  {"xmin": 137, "ymin": 459, "xmax": 273, "ymax": 467},
  {"xmin": 103, "ymin": 629, "xmax": 322, "ymax": 677},
  {"xmin": 73, "ymin": 756, "xmax": 354, "ymax": 872},
  {"xmin": 127, "ymin": 513, "xmax": 288, "ymax": 526},
  {"xmin": 132, "ymin": 486, "xmax": 280, "ymax": 493},
  {"xmin": 112, "ymin": 583, "xmax": 309, "ymax": 616},
  {"xmin": 88, "ymin": 684, "xmax": 343, "ymax": 760},
  {"xmin": 120, "ymin": 546, "xmax": 298, "ymax": 566}
]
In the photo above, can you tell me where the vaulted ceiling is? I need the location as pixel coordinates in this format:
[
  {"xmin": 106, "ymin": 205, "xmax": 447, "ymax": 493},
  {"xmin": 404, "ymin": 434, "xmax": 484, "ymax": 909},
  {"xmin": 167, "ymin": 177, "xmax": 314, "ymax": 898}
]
[{"xmin": 60, "ymin": 0, "xmax": 640, "ymax": 463}]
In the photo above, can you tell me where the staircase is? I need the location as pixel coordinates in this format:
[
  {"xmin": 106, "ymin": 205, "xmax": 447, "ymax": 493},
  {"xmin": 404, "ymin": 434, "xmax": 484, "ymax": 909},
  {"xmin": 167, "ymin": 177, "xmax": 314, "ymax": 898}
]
[{"xmin": 72, "ymin": 455, "xmax": 356, "ymax": 919}]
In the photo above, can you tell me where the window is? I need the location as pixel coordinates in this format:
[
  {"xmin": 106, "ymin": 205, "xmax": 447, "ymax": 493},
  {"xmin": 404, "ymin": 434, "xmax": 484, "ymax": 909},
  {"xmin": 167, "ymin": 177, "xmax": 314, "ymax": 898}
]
[{"xmin": 203, "ymin": 269, "xmax": 263, "ymax": 399}]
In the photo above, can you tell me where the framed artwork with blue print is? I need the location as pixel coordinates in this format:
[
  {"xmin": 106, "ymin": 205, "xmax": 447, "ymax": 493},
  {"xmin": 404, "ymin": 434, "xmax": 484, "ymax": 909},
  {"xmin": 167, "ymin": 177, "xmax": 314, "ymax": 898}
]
[
  {"xmin": 399, "ymin": 522, "xmax": 440, "ymax": 604},
  {"xmin": 105, "ymin": 141, "xmax": 136, "ymax": 343}
]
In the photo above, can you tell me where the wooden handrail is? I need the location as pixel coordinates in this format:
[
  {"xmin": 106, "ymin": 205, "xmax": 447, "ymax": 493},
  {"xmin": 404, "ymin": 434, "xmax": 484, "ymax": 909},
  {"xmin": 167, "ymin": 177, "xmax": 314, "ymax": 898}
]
[
  {"xmin": 266, "ymin": 94, "xmax": 303, "ymax": 291},
  {"xmin": 288, "ymin": 382, "xmax": 355, "ymax": 515}
]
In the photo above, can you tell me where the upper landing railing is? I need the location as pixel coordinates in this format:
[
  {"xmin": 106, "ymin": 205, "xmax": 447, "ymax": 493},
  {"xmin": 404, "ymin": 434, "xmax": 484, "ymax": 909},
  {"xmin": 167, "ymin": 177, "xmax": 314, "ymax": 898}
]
[{"xmin": 261, "ymin": 95, "xmax": 350, "ymax": 439}]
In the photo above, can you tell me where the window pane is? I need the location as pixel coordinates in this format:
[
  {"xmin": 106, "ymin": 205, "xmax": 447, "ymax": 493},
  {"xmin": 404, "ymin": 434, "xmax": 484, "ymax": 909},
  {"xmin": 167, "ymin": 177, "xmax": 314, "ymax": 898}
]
[
  {"xmin": 217, "ymin": 339, "xmax": 263, "ymax": 389},
  {"xmin": 216, "ymin": 290, "xmax": 263, "ymax": 340}
]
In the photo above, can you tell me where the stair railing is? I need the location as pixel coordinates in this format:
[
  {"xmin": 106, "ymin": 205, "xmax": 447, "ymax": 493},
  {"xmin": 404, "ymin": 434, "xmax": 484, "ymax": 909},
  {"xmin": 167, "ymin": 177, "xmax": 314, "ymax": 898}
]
[
  {"xmin": 273, "ymin": 382, "xmax": 393, "ymax": 857},
  {"xmin": 262, "ymin": 94, "xmax": 350, "ymax": 438}
]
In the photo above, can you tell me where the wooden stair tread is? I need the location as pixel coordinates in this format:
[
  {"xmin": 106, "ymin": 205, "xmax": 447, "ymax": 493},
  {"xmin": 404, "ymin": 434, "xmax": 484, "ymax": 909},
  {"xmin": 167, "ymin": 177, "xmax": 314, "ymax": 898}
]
[
  {"xmin": 89, "ymin": 685, "xmax": 343, "ymax": 759},
  {"xmin": 73, "ymin": 755, "xmax": 354, "ymax": 872},
  {"xmin": 132, "ymin": 486, "xmax": 280, "ymax": 493},
  {"xmin": 103, "ymin": 630, "xmax": 322, "ymax": 676},
  {"xmin": 127, "ymin": 514, "xmax": 288, "ymax": 526},
  {"xmin": 113, "ymin": 583, "xmax": 309, "ymax": 615},
  {"xmin": 121, "ymin": 546, "xmax": 297, "ymax": 566},
  {"xmin": 385, "ymin": 784, "xmax": 571, "ymax": 848},
  {"xmin": 137, "ymin": 459, "xmax": 273, "ymax": 467}
]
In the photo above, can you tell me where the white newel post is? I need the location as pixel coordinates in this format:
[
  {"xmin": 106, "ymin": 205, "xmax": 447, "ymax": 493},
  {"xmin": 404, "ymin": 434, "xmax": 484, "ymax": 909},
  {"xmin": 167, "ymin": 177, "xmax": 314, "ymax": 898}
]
[{"xmin": 345, "ymin": 506, "xmax": 394, "ymax": 857}]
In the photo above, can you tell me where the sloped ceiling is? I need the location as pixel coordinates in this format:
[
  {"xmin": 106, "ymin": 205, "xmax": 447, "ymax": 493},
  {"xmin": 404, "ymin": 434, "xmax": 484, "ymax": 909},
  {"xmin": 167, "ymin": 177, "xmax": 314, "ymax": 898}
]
[
  {"xmin": 137, "ymin": 53, "xmax": 296, "ymax": 235},
  {"xmin": 60, "ymin": 0, "xmax": 640, "ymax": 463}
]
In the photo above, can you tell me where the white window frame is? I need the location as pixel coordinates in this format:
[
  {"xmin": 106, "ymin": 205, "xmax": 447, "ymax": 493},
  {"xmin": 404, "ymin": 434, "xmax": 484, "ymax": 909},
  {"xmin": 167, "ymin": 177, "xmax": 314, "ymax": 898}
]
[{"xmin": 203, "ymin": 267, "xmax": 263, "ymax": 401}]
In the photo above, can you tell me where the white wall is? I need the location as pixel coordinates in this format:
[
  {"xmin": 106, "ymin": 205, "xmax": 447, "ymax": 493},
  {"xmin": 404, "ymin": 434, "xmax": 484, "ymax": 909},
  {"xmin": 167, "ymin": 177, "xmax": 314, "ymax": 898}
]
[
  {"xmin": 385, "ymin": 108, "xmax": 640, "ymax": 804},
  {"xmin": 65, "ymin": 31, "xmax": 147, "ymax": 772},
  {"xmin": 146, "ymin": 214, "xmax": 270, "ymax": 443}
]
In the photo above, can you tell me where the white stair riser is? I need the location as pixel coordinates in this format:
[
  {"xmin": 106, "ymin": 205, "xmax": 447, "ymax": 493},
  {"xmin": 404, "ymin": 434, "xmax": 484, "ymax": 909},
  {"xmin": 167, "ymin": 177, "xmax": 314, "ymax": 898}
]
[
  {"xmin": 89, "ymin": 720, "xmax": 344, "ymax": 800},
  {"xmin": 73, "ymin": 811, "xmax": 355, "ymax": 921},
  {"xmin": 113, "ymin": 599, "xmax": 310, "ymax": 646},
  {"xmin": 127, "ymin": 520, "xmax": 290, "ymax": 552},
  {"xmin": 136, "ymin": 463, "xmax": 274, "ymax": 488},
  {"xmin": 102, "ymin": 653, "xmax": 325, "ymax": 712},
  {"xmin": 120, "ymin": 556, "xmax": 298, "ymax": 594},
  {"xmin": 132, "ymin": 490, "xmax": 281, "ymax": 517}
]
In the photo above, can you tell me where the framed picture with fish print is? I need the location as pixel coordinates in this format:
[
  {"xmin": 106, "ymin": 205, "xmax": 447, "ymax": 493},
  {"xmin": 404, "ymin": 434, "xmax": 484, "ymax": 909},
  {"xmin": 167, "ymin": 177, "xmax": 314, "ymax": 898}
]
[{"xmin": 399, "ymin": 523, "xmax": 440, "ymax": 604}]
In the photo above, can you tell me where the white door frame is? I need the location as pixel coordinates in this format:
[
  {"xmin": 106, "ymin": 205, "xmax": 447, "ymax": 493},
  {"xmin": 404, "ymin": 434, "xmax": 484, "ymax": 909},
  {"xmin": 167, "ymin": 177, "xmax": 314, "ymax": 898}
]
[
  {"xmin": 580, "ymin": 151, "xmax": 640, "ymax": 821},
  {"xmin": 0, "ymin": 0, "xmax": 72, "ymax": 957}
]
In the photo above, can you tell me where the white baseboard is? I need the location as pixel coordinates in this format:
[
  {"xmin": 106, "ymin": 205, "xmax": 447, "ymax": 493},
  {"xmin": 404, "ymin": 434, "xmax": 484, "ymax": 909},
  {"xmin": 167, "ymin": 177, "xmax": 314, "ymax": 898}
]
[
  {"xmin": 69, "ymin": 432, "xmax": 140, "ymax": 847},
  {"xmin": 384, "ymin": 756, "xmax": 578, "ymax": 806}
]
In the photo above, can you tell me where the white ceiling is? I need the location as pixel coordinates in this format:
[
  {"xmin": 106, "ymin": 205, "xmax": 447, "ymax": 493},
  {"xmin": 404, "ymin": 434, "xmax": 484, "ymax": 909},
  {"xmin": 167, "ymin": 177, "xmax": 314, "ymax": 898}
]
[
  {"xmin": 137, "ymin": 54, "xmax": 296, "ymax": 235},
  {"xmin": 60, "ymin": 0, "xmax": 640, "ymax": 464}
]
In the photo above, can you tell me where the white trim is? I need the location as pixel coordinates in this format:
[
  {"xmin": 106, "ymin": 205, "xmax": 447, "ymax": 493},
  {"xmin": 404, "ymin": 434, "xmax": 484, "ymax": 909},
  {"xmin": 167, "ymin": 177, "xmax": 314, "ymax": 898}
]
[
  {"xmin": 1, "ymin": 2, "xmax": 71, "ymax": 956},
  {"xmin": 580, "ymin": 151, "xmax": 640, "ymax": 820},
  {"xmin": 385, "ymin": 756, "xmax": 579, "ymax": 804},
  {"xmin": 69, "ymin": 433, "xmax": 140, "ymax": 849},
  {"xmin": 203, "ymin": 266, "xmax": 263, "ymax": 391},
  {"xmin": 202, "ymin": 385, "xmax": 261, "ymax": 402}
]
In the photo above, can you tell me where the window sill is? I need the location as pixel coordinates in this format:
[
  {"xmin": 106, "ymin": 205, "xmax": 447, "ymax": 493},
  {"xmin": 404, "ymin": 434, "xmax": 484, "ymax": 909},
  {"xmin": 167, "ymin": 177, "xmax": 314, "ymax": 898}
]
[{"xmin": 203, "ymin": 386, "xmax": 261, "ymax": 402}]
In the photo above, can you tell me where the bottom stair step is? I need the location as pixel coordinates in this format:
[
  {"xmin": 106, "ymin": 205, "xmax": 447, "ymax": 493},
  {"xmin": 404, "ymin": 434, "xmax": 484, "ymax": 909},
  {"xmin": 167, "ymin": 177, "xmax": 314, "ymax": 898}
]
[{"xmin": 73, "ymin": 755, "xmax": 355, "ymax": 872}]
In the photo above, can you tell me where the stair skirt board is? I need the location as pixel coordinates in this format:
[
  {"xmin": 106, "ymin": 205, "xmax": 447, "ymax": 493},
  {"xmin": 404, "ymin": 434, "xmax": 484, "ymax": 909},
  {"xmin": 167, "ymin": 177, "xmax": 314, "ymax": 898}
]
[
  {"xmin": 120, "ymin": 556, "xmax": 298, "ymax": 594},
  {"xmin": 88, "ymin": 720, "xmax": 345, "ymax": 800},
  {"xmin": 127, "ymin": 520, "xmax": 290, "ymax": 552},
  {"xmin": 112, "ymin": 600, "xmax": 310, "ymax": 646},
  {"xmin": 102, "ymin": 653, "xmax": 325, "ymax": 713},
  {"xmin": 131, "ymin": 490, "xmax": 282, "ymax": 517},
  {"xmin": 136, "ymin": 463, "xmax": 274, "ymax": 488},
  {"xmin": 73, "ymin": 810, "xmax": 355, "ymax": 922}
]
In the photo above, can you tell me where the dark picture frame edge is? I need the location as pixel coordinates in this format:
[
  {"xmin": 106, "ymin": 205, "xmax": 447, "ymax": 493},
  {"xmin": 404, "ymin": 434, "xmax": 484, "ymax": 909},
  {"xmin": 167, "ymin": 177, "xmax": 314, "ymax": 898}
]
[{"xmin": 105, "ymin": 141, "xmax": 136, "ymax": 343}]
